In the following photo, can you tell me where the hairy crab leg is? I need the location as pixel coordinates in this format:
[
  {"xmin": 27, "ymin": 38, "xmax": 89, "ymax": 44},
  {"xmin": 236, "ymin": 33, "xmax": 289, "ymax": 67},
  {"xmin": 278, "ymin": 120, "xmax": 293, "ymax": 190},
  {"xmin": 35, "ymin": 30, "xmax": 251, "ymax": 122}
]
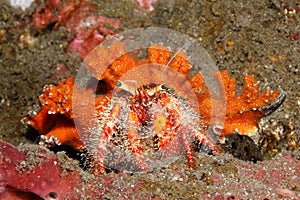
[
  {"xmin": 96, "ymin": 103, "xmax": 122, "ymax": 174},
  {"xmin": 152, "ymin": 89, "xmax": 199, "ymax": 169},
  {"xmin": 180, "ymin": 126, "xmax": 195, "ymax": 168},
  {"xmin": 115, "ymin": 80, "xmax": 148, "ymax": 171},
  {"xmin": 127, "ymin": 111, "xmax": 147, "ymax": 171},
  {"xmin": 152, "ymin": 84, "xmax": 197, "ymax": 168},
  {"xmin": 190, "ymin": 126, "xmax": 220, "ymax": 153},
  {"xmin": 181, "ymin": 126, "xmax": 220, "ymax": 169}
]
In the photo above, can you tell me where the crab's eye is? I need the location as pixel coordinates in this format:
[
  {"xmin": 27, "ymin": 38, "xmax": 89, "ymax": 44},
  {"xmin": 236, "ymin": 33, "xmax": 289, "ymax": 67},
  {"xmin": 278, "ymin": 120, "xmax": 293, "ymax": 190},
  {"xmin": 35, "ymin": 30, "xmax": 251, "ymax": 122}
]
[
  {"xmin": 160, "ymin": 83, "xmax": 168, "ymax": 90},
  {"xmin": 116, "ymin": 80, "xmax": 122, "ymax": 87},
  {"xmin": 160, "ymin": 84, "xmax": 175, "ymax": 94},
  {"xmin": 116, "ymin": 80, "xmax": 135, "ymax": 95}
]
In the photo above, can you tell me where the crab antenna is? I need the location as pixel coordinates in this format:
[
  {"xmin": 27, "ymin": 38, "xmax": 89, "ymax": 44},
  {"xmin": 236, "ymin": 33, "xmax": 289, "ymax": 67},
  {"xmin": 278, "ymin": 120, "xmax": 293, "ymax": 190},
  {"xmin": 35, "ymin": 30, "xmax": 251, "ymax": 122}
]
[
  {"xmin": 166, "ymin": 41, "xmax": 192, "ymax": 67},
  {"xmin": 116, "ymin": 80, "xmax": 136, "ymax": 95}
]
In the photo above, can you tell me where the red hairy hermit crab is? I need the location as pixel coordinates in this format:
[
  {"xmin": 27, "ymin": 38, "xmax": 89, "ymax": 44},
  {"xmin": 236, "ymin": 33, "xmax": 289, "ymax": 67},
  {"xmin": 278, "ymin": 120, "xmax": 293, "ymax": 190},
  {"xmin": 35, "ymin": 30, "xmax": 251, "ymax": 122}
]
[{"xmin": 24, "ymin": 29, "xmax": 286, "ymax": 173}]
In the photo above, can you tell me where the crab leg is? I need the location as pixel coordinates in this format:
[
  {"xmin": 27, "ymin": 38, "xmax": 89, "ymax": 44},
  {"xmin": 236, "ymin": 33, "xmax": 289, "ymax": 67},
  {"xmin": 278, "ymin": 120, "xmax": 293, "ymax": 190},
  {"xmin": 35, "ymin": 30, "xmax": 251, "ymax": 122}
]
[
  {"xmin": 190, "ymin": 126, "xmax": 220, "ymax": 153},
  {"xmin": 126, "ymin": 111, "xmax": 147, "ymax": 171},
  {"xmin": 153, "ymin": 92, "xmax": 196, "ymax": 168},
  {"xmin": 96, "ymin": 103, "xmax": 122, "ymax": 174},
  {"xmin": 180, "ymin": 126, "xmax": 195, "ymax": 168},
  {"xmin": 181, "ymin": 125, "xmax": 220, "ymax": 169}
]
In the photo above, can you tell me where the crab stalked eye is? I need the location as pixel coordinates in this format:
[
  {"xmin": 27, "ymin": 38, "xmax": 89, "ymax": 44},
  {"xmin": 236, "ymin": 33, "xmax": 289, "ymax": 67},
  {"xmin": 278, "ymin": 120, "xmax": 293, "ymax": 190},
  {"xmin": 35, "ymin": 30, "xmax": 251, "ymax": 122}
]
[
  {"xmin": 160, "ymin": 83, "xmax": 175, "ymax": 94},
  {"xmin": 160, "ymin": 83, "xmax": 168, "ymax": 90},
  {"xmin": 116, "ymin": 80, "xmax": 135, "ymax": 95},
  {"xmin": 116, "ymin": 80, "xmax": 122, "ymax": 87},
  {"xmin": 146, "ymin": 84, "xmax": 166, "ymax": 96}
]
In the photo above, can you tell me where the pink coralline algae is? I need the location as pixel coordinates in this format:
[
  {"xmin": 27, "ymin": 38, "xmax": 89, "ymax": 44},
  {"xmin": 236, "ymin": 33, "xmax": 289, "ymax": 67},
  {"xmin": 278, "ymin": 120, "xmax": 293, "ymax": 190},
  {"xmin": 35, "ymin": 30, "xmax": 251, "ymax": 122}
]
[
  {"xmin": 32, "ymin": 0, "xmax": 121, "ymax": 59},
  {"xmin": 1, "ymin": 139, "xmax": 300, "ymax": 199},
  {"xmin": 134, "ymin": 0, "xmax": 157, "ymax": 12},
  {"xmin": 0, "ymin": 141, "xmax": 154, "ymax": 199},
  {"xmin": 0, "ymin": 141, "xmax": 81, "ymax": 199}
]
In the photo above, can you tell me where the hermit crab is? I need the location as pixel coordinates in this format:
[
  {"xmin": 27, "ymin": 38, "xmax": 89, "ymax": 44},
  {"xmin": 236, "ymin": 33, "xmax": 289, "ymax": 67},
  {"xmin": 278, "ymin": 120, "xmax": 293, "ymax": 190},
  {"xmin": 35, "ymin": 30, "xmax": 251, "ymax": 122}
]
[{"xmin": 24, "ymin": 29, "xmax": 286, "ymax": 173}]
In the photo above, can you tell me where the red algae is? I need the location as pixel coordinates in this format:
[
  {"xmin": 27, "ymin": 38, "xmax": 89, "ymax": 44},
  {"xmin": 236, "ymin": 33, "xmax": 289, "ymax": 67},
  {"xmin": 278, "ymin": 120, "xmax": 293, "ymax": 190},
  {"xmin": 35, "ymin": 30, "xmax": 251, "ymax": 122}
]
[
  {"xmin": 32, "ymin": 0, "xmax": 120, "ymax": 59},
  {"xmin": 0, "ymin": 141, "xmax": 82, "ymax": 199}
]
